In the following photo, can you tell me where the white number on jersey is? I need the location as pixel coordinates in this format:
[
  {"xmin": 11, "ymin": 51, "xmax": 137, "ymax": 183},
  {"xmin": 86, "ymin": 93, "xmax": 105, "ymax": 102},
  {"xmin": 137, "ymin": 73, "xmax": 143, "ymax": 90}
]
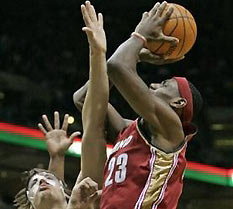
[{"xmin": 104, "ymin": 153, "xmax": 128, "ymax": 187}]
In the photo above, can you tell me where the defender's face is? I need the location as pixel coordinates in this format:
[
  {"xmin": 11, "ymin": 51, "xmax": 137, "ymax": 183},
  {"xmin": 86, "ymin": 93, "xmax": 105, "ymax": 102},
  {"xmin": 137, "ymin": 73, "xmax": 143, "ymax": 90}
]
[
  {"xmin": 149, "ymin": 78, "xmax": 180, "ymax": 101},
  {"xmin": 27, "ymin": 172, "xmax": 66, "ymax": 208}
]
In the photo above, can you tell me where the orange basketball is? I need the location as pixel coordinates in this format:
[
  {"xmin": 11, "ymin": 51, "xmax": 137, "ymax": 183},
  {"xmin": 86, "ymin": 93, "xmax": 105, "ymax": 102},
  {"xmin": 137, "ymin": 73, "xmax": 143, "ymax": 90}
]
[{"xmin": 146, "ymin": 3, "xmax": 197, "ymax": 59}]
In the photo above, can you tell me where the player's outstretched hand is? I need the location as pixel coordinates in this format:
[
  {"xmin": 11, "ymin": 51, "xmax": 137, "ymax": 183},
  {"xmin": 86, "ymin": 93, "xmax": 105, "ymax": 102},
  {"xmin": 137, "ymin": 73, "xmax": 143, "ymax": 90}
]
[
  {"xmin": 38, "ymin": 111, "xmax": 80, "ymax": 157},
  {"xmin": 139, "ymin": 48, "xmax": 184, "ymax": 65},
  {"xmin": 81, "ymin": 1, "xmax": 106, "ymax": 53},
  {"xmin": 67, "ymin": 177, "xmax": 101, "ymax": 209},
  {"xmin": 134, "ymin": 1, "xmax": 178, "ymax": 46}
]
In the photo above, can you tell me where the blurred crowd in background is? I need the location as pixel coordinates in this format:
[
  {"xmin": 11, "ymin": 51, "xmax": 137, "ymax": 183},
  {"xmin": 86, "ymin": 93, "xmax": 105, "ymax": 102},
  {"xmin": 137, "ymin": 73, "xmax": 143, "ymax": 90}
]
[
  {"xmin": 0, "ymin": 1, "xmax": 233, "ymax": 207},
  {"xmin": 1, "ymin": 0, "xmax": 233, "ymax": 162}
]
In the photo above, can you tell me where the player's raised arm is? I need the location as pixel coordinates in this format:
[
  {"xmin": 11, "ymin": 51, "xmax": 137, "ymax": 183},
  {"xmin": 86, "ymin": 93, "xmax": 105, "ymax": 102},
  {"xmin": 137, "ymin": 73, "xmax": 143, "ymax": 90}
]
[
  {"xmin": 38, "ymin": 111, "xmax": 80, "ymax": 181},
  {"xmin": 107, "ymin": 2, "xmax": 182, "ymax": 142},
  {"xmin": 80, "ymin": 1, "xmax": 108, "ymax": 188}
]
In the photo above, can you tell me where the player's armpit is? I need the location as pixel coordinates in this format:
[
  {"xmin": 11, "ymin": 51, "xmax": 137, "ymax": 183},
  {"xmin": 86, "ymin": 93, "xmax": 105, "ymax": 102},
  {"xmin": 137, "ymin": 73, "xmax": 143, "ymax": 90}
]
[
  {"xmin": 105, "ymin": 103, "xmax": 131, "ymax": 143},
  {"xmin": 73, "ymin": 83, "xmax": 129, "ymax": 143}
]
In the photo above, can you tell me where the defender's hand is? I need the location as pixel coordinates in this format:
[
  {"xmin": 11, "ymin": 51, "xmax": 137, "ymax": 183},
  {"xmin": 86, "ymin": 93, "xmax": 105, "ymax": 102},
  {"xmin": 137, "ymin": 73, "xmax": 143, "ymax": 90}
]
[
  {"xmin": 81, "ymin": 1, "xmax": 106, "ymax": 53},
  {"xmin": 67, "ymin": 177, "xmax": 101, "ymax": 209},
  {"xmin": 139, "ymin": 48, "xmax": 184, "ymax": 65},
  {"xmin": 134, "ymin": 1, "xmax": 178, "ymax": 46},
  {"xmin": 38, "ymin": 111, "xmax": 80, "ymax": 157}
]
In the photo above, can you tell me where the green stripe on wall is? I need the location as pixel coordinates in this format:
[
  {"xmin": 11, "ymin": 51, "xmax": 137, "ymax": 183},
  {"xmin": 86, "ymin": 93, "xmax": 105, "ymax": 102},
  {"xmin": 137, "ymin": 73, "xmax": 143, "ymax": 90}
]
[
  {"xmin": 0, "ymin": 131, "xmax": 46, "ymax": 150},
  {"xmin": 185, "ymin": 169, "xmax": 229, "ymax": 186},
  {"xmin": 0, "ymin": 131, "xmax": 80, "ymax": 158},
  {"xmin": 1, "ymin": 130, "xmax": 233, "ymax": 187}
]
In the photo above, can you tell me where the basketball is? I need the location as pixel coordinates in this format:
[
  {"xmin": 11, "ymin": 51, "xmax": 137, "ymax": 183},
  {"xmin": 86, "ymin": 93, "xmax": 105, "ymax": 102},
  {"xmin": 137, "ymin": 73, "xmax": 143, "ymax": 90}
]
[{"xmin": 145, "ymin": 3, "xmax": 197, "ymax": 59}]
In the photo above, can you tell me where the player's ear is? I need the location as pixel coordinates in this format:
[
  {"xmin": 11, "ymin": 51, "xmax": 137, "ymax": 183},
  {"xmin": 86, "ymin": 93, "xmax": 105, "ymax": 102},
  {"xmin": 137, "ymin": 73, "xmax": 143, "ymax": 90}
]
[{"xmin": 169, "ymin": 97, "xmax": 187, "ymax": 109}]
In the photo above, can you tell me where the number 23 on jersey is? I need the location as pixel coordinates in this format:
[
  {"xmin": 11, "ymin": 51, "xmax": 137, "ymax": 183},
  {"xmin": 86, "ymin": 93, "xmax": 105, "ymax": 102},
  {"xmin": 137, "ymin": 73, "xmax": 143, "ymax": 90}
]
[{"xmin": 105, "ymin": 153, "xmax": 128, "ymax": 187}]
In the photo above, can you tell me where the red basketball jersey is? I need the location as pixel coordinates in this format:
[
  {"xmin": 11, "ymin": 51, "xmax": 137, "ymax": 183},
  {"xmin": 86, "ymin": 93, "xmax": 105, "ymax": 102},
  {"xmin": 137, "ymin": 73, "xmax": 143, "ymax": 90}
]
[{"xmin": 100, "ymin": 119, "xmax": 196, "ymax": 209}]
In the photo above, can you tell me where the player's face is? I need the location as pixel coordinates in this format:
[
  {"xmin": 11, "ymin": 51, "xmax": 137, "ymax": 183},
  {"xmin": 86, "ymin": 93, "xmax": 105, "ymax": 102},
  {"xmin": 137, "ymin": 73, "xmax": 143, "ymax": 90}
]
[
  {"xmin": 149, "ymin": 78, "xmax": 180, "ymax": 101},
  {"xmin": 27, "ymin": 172, "xmax": 66, "ymax": 208}
]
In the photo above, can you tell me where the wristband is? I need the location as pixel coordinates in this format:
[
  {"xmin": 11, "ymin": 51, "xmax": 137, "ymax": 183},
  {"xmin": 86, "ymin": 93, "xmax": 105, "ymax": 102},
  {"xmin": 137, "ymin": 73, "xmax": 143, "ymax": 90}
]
[{"xmin": 131, "ymin": 32, "xmax": 147, "ymax": 46}]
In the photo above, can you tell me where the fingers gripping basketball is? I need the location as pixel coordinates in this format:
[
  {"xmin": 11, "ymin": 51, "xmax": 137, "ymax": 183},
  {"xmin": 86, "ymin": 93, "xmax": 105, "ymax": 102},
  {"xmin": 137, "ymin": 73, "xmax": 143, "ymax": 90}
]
[{"xmin": 146, "ymin": 3, "xmax": 197, "ymax": 59}]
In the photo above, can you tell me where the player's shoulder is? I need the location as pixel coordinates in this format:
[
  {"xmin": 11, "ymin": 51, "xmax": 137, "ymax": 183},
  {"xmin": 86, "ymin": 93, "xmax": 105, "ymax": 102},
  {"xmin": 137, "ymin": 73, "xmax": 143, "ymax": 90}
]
[{"xmin": 139, "ymin": 117, "xmax": 186, "ymax": 152}]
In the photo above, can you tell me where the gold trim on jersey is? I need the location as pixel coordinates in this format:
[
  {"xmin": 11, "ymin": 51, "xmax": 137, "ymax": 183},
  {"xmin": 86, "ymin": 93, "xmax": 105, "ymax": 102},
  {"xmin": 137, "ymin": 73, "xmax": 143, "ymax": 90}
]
[
  {"xmin": 143, "ymin": 149, "xmax": 178, "ymax": 209},
  {"xmin": 135, "ymin": 119, "xmax": 186, "ymax": 209}
]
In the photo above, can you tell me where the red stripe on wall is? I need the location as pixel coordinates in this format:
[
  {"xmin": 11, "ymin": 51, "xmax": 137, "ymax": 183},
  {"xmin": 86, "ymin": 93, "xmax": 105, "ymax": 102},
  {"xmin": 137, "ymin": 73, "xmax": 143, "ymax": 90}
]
[
  {"xmin": 0, "ymin": 122, "xmax": 115, "ymax": 148},
  {"xmin": 187, "ymin": 161, "xmax": 229, "ymax": 176},
  {"xmin": 1, "ymin": 122, "xmax": 231, "ymax": 172}
]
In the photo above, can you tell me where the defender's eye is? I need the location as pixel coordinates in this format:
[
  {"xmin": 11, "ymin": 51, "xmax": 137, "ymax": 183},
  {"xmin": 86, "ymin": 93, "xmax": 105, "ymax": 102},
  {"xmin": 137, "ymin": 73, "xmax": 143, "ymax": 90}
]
[
  {"xmin": 45, "ymin": 174, "xmax": 55, "ymax": 180},
  {"xmin": 161, "ymin": 80, "xmax": 168, "ymax": 87},
  {"xmin": 29, "ymin": 179, "xmax": 37, "ymax": 189}
]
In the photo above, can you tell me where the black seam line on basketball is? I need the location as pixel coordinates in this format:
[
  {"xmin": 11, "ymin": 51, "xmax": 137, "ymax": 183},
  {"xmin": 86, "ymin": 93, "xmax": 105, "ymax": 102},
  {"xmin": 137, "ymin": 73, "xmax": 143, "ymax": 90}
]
[
  {"xmin": 169, "ymin": 16, "xmax": 193, "ymax": 20},
  {"xmin": 154, "ymin": 13, "xmax": 179, "ymax": 54},
  {"xmin": 164, "ymin": 13, "xmax": 179, "ymax": 56},
  {"xmin": 174, "ymin": 5, "xmax": 186, "ymax": 57},
  {"xmin": 185, "ymin": 9, "xmax": 196, "ymax": 39},
  {"xmin": 153, "ymin": 38, "xmax": 165, "ymax": 54}
]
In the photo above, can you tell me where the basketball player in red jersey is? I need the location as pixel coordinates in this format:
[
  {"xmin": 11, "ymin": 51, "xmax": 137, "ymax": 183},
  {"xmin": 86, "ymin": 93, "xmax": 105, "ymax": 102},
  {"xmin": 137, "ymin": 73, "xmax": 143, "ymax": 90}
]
[{"xmin": 74, "ymin": 1, "xmax": 203, "ymax": 209}]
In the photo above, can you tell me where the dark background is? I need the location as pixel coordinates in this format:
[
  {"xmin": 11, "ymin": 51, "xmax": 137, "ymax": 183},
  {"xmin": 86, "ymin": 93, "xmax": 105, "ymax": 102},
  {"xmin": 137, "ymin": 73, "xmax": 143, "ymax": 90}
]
[{"xmin": 0, "ymin": 0, "xmax": 233, "ymax": 208}]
